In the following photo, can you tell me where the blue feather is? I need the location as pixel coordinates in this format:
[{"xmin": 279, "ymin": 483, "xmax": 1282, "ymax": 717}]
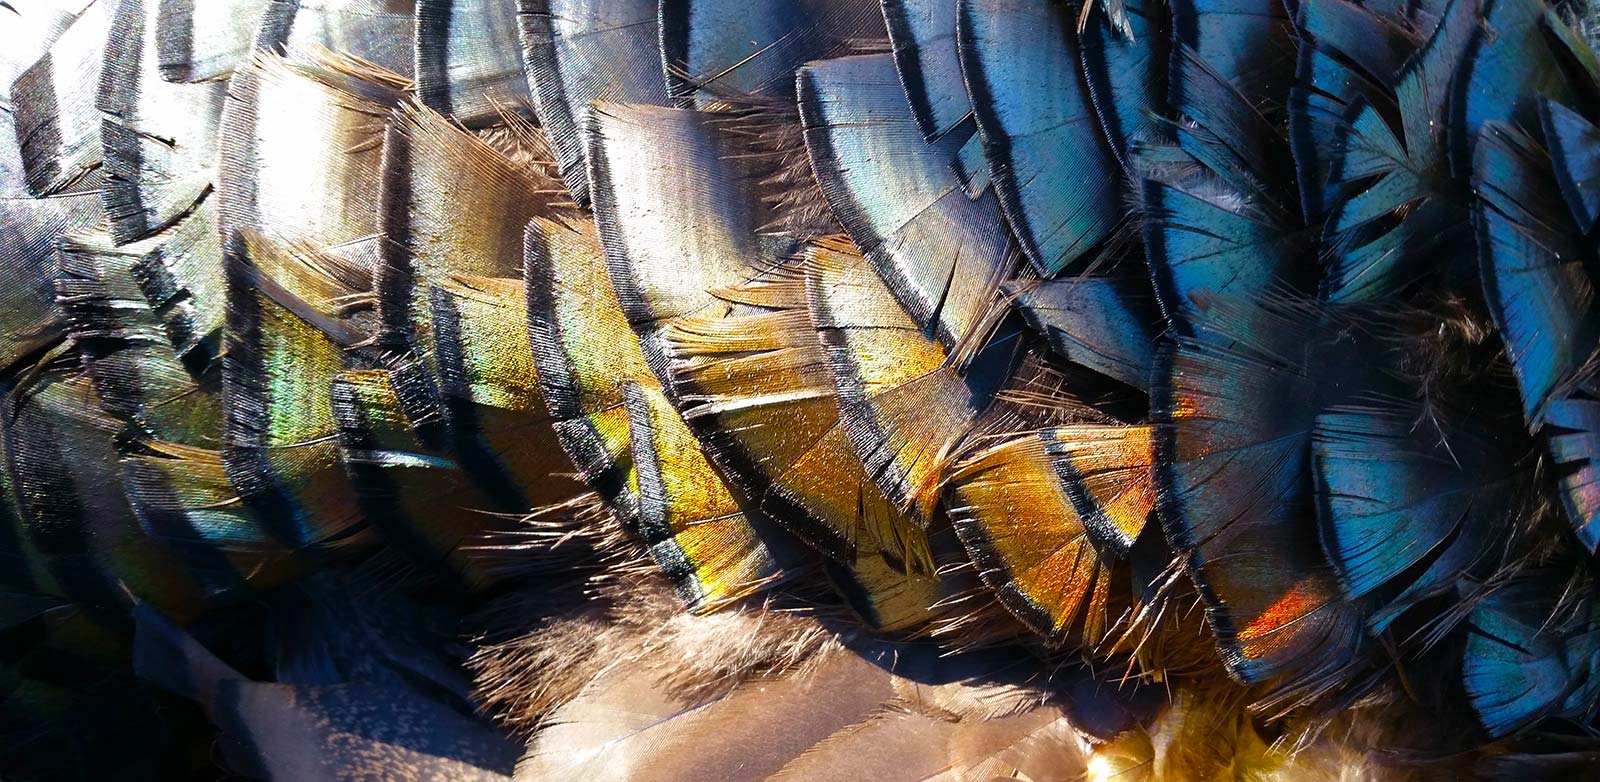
[
  {"xmin": 1448, "ymin": 0, "xmax": 1587, "ymax": 179},
  {"xmin": 1544, "ymin": 98, "xmax": 1600, "ymax": 237},
  {"xmin": 798, "ymin": 53, "xmax": 1016, "ymax": 349},
  {"xmin": 659, "ymin": 0, "xmax": 883, "ymax": 107},
  {"xmin": 958, "ymin": 0, "xmax": 1121, "ymax": 277},
  {"xmin": 1545, "ymin": 392, "xmax": 1600, "ymax": 552},
  {"xmin": 1287, "ymin": 0, "xmax": 1413, "ymax": 222},
  {"xmin": 1464, "ymin": 573, "xmax": 1600, "ymax": 737},
  {"xmin": 1080, "ymin": 0, "xmax": 1170, "ymax": 170},
  {"xmin": 1140, "ymin": 0, "xmax": 1307, "ymax": 334},
  {"xmin": 1138, "ymin": 0, "xmax": 1375, "ymax": 696},
  {"xmin": 1475, "ymin": 119, "xmax": 1600, "ymax": 549},
  {"xmin": 1151, "ymin": 296, "xmax": 1368, "ymax": 690},
  {"xmin": 1320, "ymin": 0, "xmax": 1589, "ymax": 302},
  {"xmin": 1006, "ymin": 275, "xmax": 1158, "ymax": 392},
  {"xmin": 881, "ymin": 0, "xmax": 970, "ymax": 140},
  {"xmin": 1315, "ymin": 0, "xmax": 1478, "ymax": 302},
  {"xmin": 1476, "ymin": 120, "xmax": 1596, "ymax": 427},
  {"xmin": 1313, "ymin": 399, "xmax": 1515, "ymax": 634},
  {"xmin": 1168, "ymin": 0, "xmax": 1296, "ymax": 103},
  {"xmin": 950, "ymin": 128, "xmax": 991, "ymax": 198}
]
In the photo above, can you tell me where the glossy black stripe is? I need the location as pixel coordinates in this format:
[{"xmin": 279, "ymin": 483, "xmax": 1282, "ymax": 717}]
[
  {"xmin": 522, "ymin": 226, "xmax": 633, "ymax": 511},
  {"xmin": 219, "ymin": 233, "xmax": 316, "ymax": 547},
  {"xmin": 947, "ymin": 499, "xmax": 1067, "ymax": 642},
  {"xmin": 3, "ymin": 392, "xmax": 126, "ymax": 623},
  {"xmin": 880, "ymin": 0, "xmax": 940, "ymax": 139},
  {"xmin": 12, "ymin": 53, "xmax": 65, "ymax": 195},
  {"xmin": 429, "ymin": 285, "xmax": 532, "ymax": 512},
  {"xmin": 414, "ymin": 0, "xmax": 457, "ymax": 117},
  {"xmin": 98, "ymin": 0, "xmax": 152, "ymax": 242},
  {"xmin": 375, "ymin": 123, "xmax": 418, "ymax": 349},
  {"xmin": 622, "ymin": 383, "xmax": 700, "ymax": 598},
  {"xmin": 329, "ymin": 372, "xmax": 471, "ymax": 589}
]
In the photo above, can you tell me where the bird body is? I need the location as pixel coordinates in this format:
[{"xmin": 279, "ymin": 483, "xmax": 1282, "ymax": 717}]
[{"xmin": 3, "ymin": 0, "xmax": 1600, "ymax": 779}]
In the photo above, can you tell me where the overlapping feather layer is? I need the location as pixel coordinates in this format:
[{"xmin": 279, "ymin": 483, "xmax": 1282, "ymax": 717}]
[{"xmin": 1, "ymin": 0, "xmax": 1600, "ymax": 780}]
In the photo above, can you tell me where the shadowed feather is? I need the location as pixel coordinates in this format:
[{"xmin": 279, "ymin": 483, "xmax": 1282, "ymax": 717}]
[{"xmin": 1476, "ymin": 117, "xmax": 1600, "ymax": 548}]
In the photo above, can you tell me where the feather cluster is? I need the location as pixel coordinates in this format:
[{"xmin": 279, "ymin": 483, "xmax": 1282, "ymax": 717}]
[{"xmin": 3, "ymin": 0, "xmax": 1600, "ymax": 779}]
